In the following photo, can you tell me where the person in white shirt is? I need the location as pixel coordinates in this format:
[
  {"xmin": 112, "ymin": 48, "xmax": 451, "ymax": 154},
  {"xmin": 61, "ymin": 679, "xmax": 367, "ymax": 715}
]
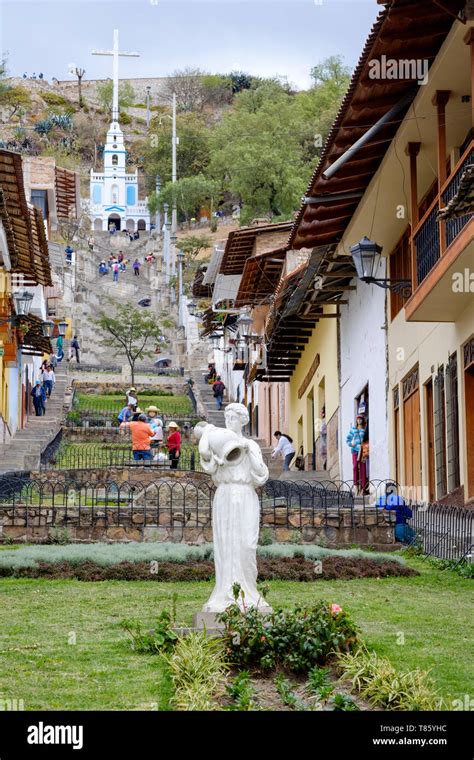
[
  {"xmin": 126, "ymin": 387, "xmax": 138, "ymax": 409},
  {"xmin": 271, "ymin": 431, "xmax": 296, "ymax": 471},
  {"xmin": 41, "ymin": 366, "xmax": 56, "ymax": 398}
]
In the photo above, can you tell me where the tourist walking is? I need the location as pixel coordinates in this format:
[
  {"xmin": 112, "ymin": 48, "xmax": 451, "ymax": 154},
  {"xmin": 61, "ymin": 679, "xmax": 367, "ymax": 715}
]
[
  {"xmin": 112, "ymin": 260, "xmax": 120, "ymax": 283},
  {"xmin": 41, "ymin": 365, "xmax": 55, "ymax": 398},
  {"xmin": 212, "ymin": 375, "xmax": 225, "ymax": 410},
  {"xmin": 133, "ymin": 259, "xmax": 141, "ymax": 277},
  {"xmin": 166, "ymin": 422, "xmax": 181, "ymax": 469},
  {"xmin": 31, "ymin": 380, "xmax": 46, "ymax": 416},
  {"xmin": 271, "ymin": 431, "xmax": 296, "ymax": 471},
  {"xmin": 127, "ymin": 413, "xmax": 154, "ymax": 461},
  {"xmin": 70, "ymin": 335, "xmax": 80, "ymax": 363},
  {"xmin": 346, "ymin": 414, "xmax": 368, "ymax": 493},
  {"xmin": 56, "ymin": 334, "xmax": 64, "ymax": 362},
  {"xmin": 98, "ymin": 261, "xmax": 108, "ymax": 276}
]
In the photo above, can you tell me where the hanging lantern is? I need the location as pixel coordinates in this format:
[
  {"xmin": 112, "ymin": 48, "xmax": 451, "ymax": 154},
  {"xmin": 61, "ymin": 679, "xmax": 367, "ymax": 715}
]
[{"xmin": 350, "ymin": 236, "xmax": 383, "ymax": 281}]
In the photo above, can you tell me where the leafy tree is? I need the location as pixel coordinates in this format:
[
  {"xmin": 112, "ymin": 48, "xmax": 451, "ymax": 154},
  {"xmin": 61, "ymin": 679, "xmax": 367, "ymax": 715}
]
[
  {"xmin": 0, "ymin": 86, "xmax": 32, "ymax": 119},
  {"xmin": 157, "ymin": 175, "xmax": 219, "ymax": 221},
  {"xmin": 96, "ymin": 80, "xmax": 135, "ymax": 114},
  {"xmin": 143, "ymin": 112, "xmax": 211, "ymax": 192},
  {"xmin": 96, "ymin": 301, "xmax": 171, "ymax": 386},
  {"xmin": 179, "ymin": 234, "xmax": 212, "ymax": 262},
  {"xmin": 0, "ymin": 56, "xmax": 10, "ymax": 96},
  {"xmin": 202, "ymin": 74, "xmax": 233, "ymax": 106}
]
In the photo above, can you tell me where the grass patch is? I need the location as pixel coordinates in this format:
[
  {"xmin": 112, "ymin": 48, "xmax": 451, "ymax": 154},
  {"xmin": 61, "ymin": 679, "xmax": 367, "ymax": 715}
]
[
  {"xmin": 75, "ymin": 394, "xmax": 192, "ymax": 414},
  {"xmin": 0, "ymin": 558, "xmax": 471, "ymax": 709}
]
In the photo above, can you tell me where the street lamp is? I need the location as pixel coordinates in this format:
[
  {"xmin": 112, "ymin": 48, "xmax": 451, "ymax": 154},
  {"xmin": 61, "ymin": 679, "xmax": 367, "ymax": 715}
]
[
  {"xmin": 236, "ymin": 310, "xmax": 253, "ymax": 340},
  {"xmin": 41, "ymin": 320, "xmax": 55, "ymax": 338},
  {"xmin": 58, "ymin": 321, "xmax": 68, "ymax": 337},
  {"xmin": 12, "ymin": 291, "xmax": 34, "ymax": 317},
  {"xmin": 187, "ymin": 301, "xmax": 197, "ymax": 316},
  {"xmin": 350, "ymin": 236, "xmax": 412, "ymax": 297}
]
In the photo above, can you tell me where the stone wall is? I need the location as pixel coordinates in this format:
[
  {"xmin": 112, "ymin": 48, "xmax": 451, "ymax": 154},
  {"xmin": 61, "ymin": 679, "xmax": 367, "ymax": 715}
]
[
  {"xmin": 72, "ymin": 380, "xmax": 187, "ymax": 395},
  {"xmin": 0, "ymin": 503, "xmax": 395, "ymax": 547}
]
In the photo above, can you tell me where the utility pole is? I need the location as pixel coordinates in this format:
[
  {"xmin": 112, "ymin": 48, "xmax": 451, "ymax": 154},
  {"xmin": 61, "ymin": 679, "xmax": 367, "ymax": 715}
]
[
  {"xmin": 171, "ymin": 92, "xmax": 178, "ymax": 234},
  {"xmin": 155, "ymin": 175, "xmax": 161, "ymax": 231},
  {"xmin": 146, "ymin": 85, "xmax": 151, "ymax": 128}
]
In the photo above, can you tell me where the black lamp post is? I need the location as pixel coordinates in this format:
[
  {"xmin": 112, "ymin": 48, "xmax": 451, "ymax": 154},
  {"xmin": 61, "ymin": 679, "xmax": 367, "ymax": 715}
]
[
  {"xmin": 350, "ymin": 236, "xmax": 412, "ymax": 297},
  {"xmin": 187, "ymin": 301, "xmax": 197, "ymax": 316},
  {"xmin": 236, "ymin": 310, "xmax": 253, "ymax": 341}
]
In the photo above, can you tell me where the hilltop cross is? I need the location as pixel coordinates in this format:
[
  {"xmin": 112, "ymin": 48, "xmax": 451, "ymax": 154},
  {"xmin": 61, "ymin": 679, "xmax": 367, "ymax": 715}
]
[{"xmin": 92, "ymin": 29, "xmax": 139, "ymax": 122}]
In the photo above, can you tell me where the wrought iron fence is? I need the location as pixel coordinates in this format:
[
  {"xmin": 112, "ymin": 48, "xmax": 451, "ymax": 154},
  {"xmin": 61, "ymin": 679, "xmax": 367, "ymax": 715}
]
[
  {"xmin": 414, "ymin": 205, "xmax": 440, "ymax": 285},
  {"xmin": 442, "ymin": 149, "xmax": 473, "ymax": 247},
  {"xmin": 40, "ymin": 442, "xmax": 203, "ymax": 472},
  {"xmin": 0, "ymin": 475, "xmax": 395, "ymax": 531},
  {"xmin": 407, "ymin": 502, "xmax": 474, "ymax": 561}
]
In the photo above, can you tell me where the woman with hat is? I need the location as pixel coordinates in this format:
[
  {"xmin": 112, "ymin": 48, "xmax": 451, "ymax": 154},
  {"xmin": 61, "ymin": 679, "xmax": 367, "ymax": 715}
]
[
  {"xmin": 166, "ymin": 422, "xmax": 181, "ymax": 469},
  {"xmin": 146, "ymin": 405, "xmax": 164, "ymax": 449},
  {"xmin": 131, "ymin": 406, "xmax": 143, "ymax": 422},
  {"xmin": 346, "ymin": 414, "xmax": 368, "ymax": 493},
  {"xmin": 126, "ymin": 387, "xmax": 138, "ymax": 409}
]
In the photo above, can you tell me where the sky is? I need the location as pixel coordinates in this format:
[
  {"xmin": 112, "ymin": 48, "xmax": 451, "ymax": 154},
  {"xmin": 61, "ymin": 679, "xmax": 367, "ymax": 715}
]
[{"xmin": 0, "ymin": 0, "xmax": 380, "ymax": 89}]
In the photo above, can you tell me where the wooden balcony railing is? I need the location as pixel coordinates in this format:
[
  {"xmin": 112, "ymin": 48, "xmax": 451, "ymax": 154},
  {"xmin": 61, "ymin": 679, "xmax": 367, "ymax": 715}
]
[{"xmin": 412, "ymin": 140, "xmax": 474, "ymax": 287}]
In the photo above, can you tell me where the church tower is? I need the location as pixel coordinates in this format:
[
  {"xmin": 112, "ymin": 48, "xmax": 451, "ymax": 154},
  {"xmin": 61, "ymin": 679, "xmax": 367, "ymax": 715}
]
[{"xmin": 88, "ymin": 30, "xmax": 150, "ymax": 233}]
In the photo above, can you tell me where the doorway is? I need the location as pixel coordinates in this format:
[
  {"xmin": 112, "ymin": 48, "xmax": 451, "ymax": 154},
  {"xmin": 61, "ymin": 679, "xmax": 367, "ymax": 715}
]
[
  {"xmin": 403, "ymin": 370, "xmax": 421, "ymax": 493},
  {"xmin": 107, "ymin": 213, "xmax": 121, "ymax": 231},
  {"xmin": 425, "ymin": 379, "xmax": 435, "ymax": 502}
]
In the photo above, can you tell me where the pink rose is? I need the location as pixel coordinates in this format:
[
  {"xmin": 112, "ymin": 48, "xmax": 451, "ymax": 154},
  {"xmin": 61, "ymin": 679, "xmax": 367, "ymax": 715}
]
[{"xmin": 331, "ymin": 604, "xmax": 343, "ymax": 615}]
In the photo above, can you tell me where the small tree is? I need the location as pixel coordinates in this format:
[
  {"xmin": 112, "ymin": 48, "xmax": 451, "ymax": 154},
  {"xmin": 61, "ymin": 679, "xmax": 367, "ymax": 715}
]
[
  {"xmin": 96, "ymin": 80, "xmax": 135, "ymax": 114},
  {"xmin": 179, "ymin": 234, "xmax": 212, "ymax": 263},
  {"xmin": 159, "ymin": 175, "xmax": 219, "ymax": 221},
  {"xmin": 0, "ymin": 86, "xmax": 32, "ymax": 120},
  {"xmin": 97, "ymin": 301, "xmax": 171, "ymax": 385}
]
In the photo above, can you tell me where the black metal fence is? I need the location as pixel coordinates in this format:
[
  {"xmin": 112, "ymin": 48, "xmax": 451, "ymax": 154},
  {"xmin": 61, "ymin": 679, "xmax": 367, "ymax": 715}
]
[
  {"xmin": 0, "ymin": 475, "xmax": 394, "ymax": 530},
  {"xmin": 40, "ymin": 443, "xmax": 203, "ymax": 472},
  {"xmin": 408, "ymin": 502, "xmax": 474, "ymax": 561}
]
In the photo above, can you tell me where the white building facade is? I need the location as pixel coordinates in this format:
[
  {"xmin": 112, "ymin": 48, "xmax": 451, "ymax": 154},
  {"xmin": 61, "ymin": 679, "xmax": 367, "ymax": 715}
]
[{"xmin": 89, "ymin": 121, "xmax": 150, "ymax": 232}]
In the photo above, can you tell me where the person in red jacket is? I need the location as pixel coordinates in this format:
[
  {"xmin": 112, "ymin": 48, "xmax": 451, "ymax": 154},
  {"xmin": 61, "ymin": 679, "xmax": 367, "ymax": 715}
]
[{"xmin": 166, "ymin": 421, "xmax": 181, "ymax": 469}]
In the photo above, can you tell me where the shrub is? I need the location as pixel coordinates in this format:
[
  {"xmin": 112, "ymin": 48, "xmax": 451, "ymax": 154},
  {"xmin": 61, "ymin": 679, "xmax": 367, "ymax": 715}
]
[
  {"xmin": 218, "ymin": 599, "xmax": 359, "ymax": 673},
  {"xmin": 120, "ymin": 112, "xmax": 132, "ymax": 125},
  {"xmin": 336, "ymin": 647, "xmax": 445, "ymax": 710},
  {"xmin": 258, "ymin": 528, "xmax": 273, "ymax": 546},
  {"xmin": 167, "ymin": 632, "xmax": 228, "ymax": 711},
  {"xmin": 225, "ymin": 670, "xmax": 257, "ymax": 710},
  {"xmin": 120, "ymin": 611, "xmax": 178, "ymax": 654},
  {"xmin": 42, "ymin": 92, "xmax": 71, "ymax": 108}
]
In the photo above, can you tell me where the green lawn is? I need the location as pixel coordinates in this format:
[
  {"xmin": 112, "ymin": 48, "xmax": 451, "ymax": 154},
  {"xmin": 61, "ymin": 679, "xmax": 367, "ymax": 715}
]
[
  {"xmin": 75, "ymin": 394, "xmax": 192, "ymax": 414},
  {"xmin": 0, "ymin": 558, "xmax": 472, "ymax": 710}
]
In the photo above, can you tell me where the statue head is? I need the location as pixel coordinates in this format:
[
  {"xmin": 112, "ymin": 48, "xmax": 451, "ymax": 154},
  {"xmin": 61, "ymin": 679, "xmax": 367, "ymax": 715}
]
[{"xmin": 225, "ymin": 403, "xmax": 249, "ymax": 435}]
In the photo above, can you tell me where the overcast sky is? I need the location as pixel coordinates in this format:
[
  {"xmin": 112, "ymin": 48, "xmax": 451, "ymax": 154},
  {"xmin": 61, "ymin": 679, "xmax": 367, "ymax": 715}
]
[{"xmin": 1, "ymin": 0, "xmax": 380, "ymax": 89}]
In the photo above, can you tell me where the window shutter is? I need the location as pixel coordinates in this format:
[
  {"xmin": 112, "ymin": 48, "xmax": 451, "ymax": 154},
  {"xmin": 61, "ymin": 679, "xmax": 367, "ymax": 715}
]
[{"xmin": 445, "ymin": 355, "xmax": 460, "ymax": 493}]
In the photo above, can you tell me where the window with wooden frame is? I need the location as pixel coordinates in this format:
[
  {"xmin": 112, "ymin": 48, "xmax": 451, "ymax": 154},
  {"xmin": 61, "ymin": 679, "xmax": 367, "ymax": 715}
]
[{"xmin": 389, "ymin": 229, "xmax": 411, "ymax": 320}]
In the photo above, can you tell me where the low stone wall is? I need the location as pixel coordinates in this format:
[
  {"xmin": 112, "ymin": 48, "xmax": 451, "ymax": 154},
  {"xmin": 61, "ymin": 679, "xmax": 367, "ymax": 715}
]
[{"xmin": 0, "ymin": 504, "xmax": 395, "ymax": 546}]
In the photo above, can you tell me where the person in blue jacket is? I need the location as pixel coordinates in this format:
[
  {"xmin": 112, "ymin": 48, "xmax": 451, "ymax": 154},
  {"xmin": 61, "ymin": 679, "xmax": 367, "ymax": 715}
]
[
  {"xmin": 376, "ymin": 490, "xmax": 416, "ymax": 544},
  {"xmin": 31, "ymin": 380, "xmax": 46, "ymax": 416}
]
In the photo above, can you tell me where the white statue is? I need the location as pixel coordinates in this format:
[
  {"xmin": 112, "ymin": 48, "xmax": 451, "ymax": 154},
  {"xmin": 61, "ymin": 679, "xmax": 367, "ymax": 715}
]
[{"xmin": 194, "ymin": 403, "xmax": 271, "ymax": 613}]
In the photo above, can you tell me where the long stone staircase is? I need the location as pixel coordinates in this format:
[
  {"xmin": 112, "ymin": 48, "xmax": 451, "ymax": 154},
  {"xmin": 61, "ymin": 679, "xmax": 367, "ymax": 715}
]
[
  {"xmin": 0, "ymin": 358, "xmax": 69, "ymax": 473},
  {"xmin": 72, "ymin": 232, "xmax": 172, "ymax": 367}
]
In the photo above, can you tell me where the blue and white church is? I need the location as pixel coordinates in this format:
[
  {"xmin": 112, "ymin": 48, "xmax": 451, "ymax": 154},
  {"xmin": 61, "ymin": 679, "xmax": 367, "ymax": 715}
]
[{"xmin": 88, "ymin": 30, "xmax": 150, "ymax": 233}]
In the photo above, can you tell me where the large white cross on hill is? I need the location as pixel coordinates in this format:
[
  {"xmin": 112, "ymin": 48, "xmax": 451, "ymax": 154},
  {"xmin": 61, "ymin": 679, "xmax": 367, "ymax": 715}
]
[{"xmin": 92, "ymin": 29, "xmax": 140, "ymax": 122}]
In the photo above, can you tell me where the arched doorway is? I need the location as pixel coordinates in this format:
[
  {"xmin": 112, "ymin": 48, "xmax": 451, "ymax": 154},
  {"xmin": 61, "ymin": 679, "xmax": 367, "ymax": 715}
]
[
  {"xmin": 137, "ymin": 218, "xmax": 146, "ymax": 231},
  {"xmin": 107, "ymin": 213, "xmax": 121, "ymax": 232},
  {"xmin": 126, "ymin": 219, "xmax": 135, "ymax": 232}
]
